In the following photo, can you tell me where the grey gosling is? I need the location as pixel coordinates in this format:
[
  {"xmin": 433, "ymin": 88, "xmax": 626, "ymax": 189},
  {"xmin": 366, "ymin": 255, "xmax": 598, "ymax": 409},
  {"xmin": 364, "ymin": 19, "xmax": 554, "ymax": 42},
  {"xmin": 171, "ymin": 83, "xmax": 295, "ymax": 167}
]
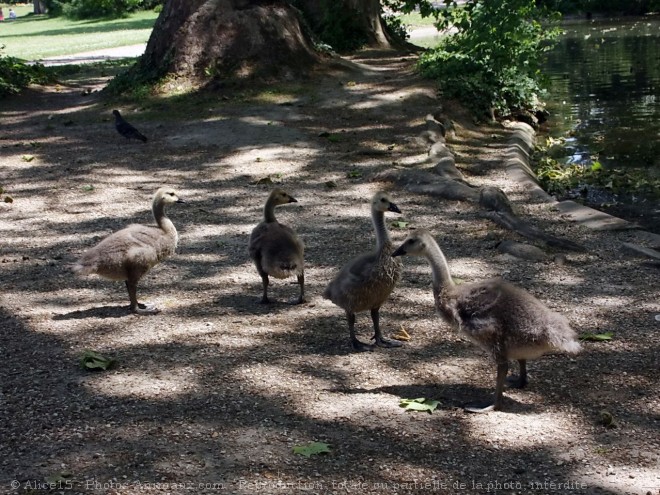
[
  {"xmin": 323, "ymin": 191, "xmax": 403, "ymax": 352},
  {"xmin": 392, "ymin": 229, "xmax": 581, "ymax": 412},
  {"xmin": 73, "ymin": 187, "xmax": 184, "ymax": 315},
  {"xmin": 248, "ymin": 188, "xmax": 305, "ymax": 304},
  {"xmin": 113, "ymin": 109, "xmax": 148, "ymax": 142}
]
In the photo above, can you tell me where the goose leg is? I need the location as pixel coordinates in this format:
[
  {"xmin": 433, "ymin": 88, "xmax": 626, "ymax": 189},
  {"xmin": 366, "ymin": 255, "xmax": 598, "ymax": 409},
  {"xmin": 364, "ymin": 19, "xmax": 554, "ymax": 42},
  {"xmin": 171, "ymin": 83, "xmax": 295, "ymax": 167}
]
[
  {"xmin": 293, "ymin": 273, "xmax": 306, "ymax": 304},
  {"xmin": 506, "ymin": 359, "xmax": 528, "ymax": 389},
  {"xmin": 255, "ymin": 261, "xmax": 270, "ymax": 304},
  {"xmin": 465, "ymin": 361, "xmax": 508, "ymax": 413},
  {"xmin": 370, "ymin": 308, "xmax": 402, "ymax": 348},
  {"xmin": 348, "ymin": 312, "xmax": 374, "ymax": 352},
  {"xmin": 125, "ymin": 278, "xmax": 159, "ymax": 315}
]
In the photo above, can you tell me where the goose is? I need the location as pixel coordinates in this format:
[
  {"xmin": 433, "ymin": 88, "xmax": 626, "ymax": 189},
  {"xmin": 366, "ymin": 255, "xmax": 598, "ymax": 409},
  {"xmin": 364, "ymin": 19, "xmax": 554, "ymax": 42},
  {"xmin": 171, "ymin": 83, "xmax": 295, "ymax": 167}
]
[
  {"xmin": 392, "ymin": 229, "xmax": 581, "ymax": 412},
  {"xmin": 113, "ymin": 109, "xmax": 148, "ymax": 142},
  {"xmin": 248, "ymin": 188, "xmax": 305, "ymax": 304},
  {"xmin": 73, "ymin": 187, "xmax": 184, "ymax": 314},
  {"xmin": 323, "ymin": 191, "xmax": 403, "ymax": 352}
]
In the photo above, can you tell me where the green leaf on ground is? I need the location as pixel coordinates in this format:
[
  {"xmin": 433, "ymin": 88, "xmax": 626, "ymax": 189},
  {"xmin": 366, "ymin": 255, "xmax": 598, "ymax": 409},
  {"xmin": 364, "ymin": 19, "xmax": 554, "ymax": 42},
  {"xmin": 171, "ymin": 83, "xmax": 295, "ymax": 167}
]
[
  {"xmin": 293, "ymin": 441, "xmax": 331, "ymax": 457},
  {"xmin": 79, "ymin": 350, "xmax": 117, "ymax": 371},
  {"xmin": 21, "ymin": 154, "xmax": 35, "ymax": 162},
  {"xmin": 81, "ymin": 184, "xmax": 95, "ymax": 192},
  {"xmin": 579, "ymin": 332, "xmax": 613, "ymax": 342},
  {"xmin": 346, "ymin": 170, "xmax": 362, "ymax": 178},
  {"xmin": 399, "ymin": 398, "xmax": 439, "ymax": 413},
  {"xmin": 391, "ymin": 220, "xmax": 409, "ymax": 229}
]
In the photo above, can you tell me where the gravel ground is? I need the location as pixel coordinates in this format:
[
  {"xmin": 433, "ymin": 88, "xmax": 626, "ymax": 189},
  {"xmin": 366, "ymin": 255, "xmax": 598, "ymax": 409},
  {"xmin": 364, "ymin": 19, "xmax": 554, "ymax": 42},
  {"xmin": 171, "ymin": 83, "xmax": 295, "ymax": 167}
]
[{"xmin": 0, "ymin": 50, "xmax": 659, "ymax": 495}]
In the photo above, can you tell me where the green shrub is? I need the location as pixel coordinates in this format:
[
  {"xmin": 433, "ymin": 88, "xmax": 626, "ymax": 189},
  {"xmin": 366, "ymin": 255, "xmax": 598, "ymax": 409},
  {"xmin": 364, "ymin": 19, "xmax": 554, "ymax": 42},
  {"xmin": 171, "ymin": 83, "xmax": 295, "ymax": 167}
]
[
  {"xmin": 418, "ymin": 0, "xmax": 560, "ymax": 118},
  {"xmin": 0, "ymin": 50, "xmax": 54, "ymax": 98},
  {"xmin": 316, "ymin": 1, "xmax": 369, "ymax": 52},
  {"xmin": 63, "ymin": 0, "xmax": 142, "ymax": 19}
]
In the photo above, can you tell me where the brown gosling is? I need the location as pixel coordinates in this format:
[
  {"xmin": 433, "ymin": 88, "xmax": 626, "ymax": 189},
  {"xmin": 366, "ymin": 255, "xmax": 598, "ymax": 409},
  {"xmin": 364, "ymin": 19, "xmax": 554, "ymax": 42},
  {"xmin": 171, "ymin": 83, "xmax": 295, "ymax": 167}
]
[
  {"xmin": 248, "ymin": 188, "xmax": 305, "ymax": 304},
  {"xmin": 323, "ymin": 191, "xmax": 403, "ymax": 352},
  {"xmin": 392, "ymin": 229, "xmax": 581, "ymax": 412},
  {"xmin": 73, "ymin": 187, "xmax": 184, "ymax": 315}
]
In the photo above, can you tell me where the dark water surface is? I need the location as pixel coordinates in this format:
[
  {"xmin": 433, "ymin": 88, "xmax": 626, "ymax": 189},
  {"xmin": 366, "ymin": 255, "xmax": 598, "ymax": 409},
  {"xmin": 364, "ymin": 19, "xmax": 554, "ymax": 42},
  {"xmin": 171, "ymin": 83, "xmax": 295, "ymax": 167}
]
[{"xmin": 542, "ymin": 17, "xmax": 659, "ymax": 232}]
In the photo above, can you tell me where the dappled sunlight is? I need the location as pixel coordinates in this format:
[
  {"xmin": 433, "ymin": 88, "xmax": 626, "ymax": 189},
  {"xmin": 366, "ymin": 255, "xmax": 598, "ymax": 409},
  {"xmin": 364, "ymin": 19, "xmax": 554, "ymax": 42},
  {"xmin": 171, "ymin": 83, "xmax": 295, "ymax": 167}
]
[
  {"xmin": 466, "ymin": 410, "xmax": 583, "ymax": 448},
  {"xmin": 85, "ymin": 368, "xmax": 200, "ymax": 400}
]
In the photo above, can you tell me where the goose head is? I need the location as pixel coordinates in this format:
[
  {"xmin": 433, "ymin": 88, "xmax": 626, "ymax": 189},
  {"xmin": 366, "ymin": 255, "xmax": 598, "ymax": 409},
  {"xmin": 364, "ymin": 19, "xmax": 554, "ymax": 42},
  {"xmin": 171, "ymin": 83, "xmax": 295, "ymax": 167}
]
[
  {"xmin": 154, "ymin": 187, "xmax": 185, "ymax": 205},
  {"xmin": 269, "ymin": 188, "xmax": 298, "ymax": 206},
  {"xmin": 372, "ymin": 191, "xmax": 401, "ymax": 214},
  {"xmin": 392, "ymin": 229, "xmax": 432, "ymax": 258}
]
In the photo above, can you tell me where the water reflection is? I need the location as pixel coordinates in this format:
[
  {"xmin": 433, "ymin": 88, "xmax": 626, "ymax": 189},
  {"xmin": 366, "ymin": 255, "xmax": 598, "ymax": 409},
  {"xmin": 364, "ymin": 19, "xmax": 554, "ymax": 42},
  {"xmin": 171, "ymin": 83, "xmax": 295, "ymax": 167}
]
[{"xmin": 544, "ymin": 17, "xmax": 660, "ymax": 172}]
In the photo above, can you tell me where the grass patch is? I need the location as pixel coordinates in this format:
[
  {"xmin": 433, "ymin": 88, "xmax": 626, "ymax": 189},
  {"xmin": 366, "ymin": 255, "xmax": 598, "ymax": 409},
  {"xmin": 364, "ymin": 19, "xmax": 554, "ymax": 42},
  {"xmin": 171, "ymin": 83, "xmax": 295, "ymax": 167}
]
[
  {"xmin": 397, "ymin": 11, "xmax": 438, "ymax": 30},
  {"xmin": 0, "ymin": 9, "xmax": 158, "ymax": 61}
]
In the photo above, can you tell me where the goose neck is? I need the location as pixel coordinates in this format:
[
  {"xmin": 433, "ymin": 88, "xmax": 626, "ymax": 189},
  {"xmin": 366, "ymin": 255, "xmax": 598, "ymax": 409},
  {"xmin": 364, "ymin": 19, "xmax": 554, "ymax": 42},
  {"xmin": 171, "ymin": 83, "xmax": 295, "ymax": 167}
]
[
  {"xmin": 372, "ymin": 208, "xmax": 390, "ymax": 249},
  {"xmin": 425, "ymin": 240, "xmax": 455, "ymax": 291},
  {"xmin": 264, "ymin": 197, "xmax": 278, "ymax": 223}
]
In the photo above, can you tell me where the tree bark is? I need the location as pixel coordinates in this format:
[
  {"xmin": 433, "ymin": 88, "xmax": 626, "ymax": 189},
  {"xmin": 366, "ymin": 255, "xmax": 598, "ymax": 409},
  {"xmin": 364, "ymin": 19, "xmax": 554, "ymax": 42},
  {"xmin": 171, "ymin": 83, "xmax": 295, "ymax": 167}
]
[
  {"xmin": 137, "ymin": 0, "xmax": 321, "ymax": 85},
  {"xmin": 33, "ymin": 0, "xmax": 47, "ymax": 14}
]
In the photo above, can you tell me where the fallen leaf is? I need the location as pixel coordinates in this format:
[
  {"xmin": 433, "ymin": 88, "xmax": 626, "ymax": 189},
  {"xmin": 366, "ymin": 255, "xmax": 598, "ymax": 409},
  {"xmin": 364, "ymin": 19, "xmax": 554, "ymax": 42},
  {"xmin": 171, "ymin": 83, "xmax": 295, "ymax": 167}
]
[
  {"xmin": 399, "ymin": 398, "xmax": 439, "ymax": 413},
  {"xmin": 21, "ymin": 155, "xmax": 35, "ymax": 162},
  {"xmin": 392, "ymin": 325, "xmax": 410, "ymax": 341},
  {"xmin": 79, "ymin": 350, "xmax": 117, "ymax": 371},
  {"xmin": 293, "ymin": 441, "xmax": 331, "ymax": 457},
  {"xmin": 579, "ymin": 332, "xmax": 613, "ymax": 342},
  {"xmin": 391, "ymin": 220, "xmax": 409, "ymax": 229}
]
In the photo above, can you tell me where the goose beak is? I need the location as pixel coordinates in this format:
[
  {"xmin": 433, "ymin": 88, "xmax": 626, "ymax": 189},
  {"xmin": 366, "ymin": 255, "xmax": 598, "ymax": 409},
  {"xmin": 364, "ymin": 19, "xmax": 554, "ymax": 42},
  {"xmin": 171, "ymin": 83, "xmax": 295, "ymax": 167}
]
[
  {"xmin": 289, "ymin": 197, "xmax": 298, "ymax": 203},
  {"xmin": 176, "ymin": 198, "xmax": 186, "ymax": 204},
  {"xmin": 391, "ymin": 245, "xmax": 405, "ymax": 257},
  {"xmin": 388, "ymin": 202, "xmax": 401, "ymax": 214}
]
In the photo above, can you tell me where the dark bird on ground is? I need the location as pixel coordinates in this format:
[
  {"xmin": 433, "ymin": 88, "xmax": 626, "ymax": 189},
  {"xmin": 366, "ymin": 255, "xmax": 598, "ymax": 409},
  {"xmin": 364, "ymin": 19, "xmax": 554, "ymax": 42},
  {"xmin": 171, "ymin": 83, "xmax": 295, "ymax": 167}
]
[
  {"xmin": 113, "ymin": 109, "xmax": 148, "ymax": 142},
  {"xmin": 392, "ymin": 229, "xmax": 581, "ymax": 412},
  {"xmin": 248, "ymin": 188, "xmax": 305, "ymax": 304},
  {"xmin": 323, "ymin": 191, "xmax": 403, "ymax": 352},
  {"xmin": 73, "ymin": 187, "xmax": 184, "ymax": 315}
]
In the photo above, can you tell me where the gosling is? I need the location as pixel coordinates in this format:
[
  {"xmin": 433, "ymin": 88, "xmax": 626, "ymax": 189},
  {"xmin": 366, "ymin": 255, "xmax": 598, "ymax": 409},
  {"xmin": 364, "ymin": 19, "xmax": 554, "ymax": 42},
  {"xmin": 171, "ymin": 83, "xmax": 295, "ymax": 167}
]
[
  {"xmin": 392, "ymin": 229, "xmax": 581, "ymax": 412},
  {"xmin": 248, "ymin": 188, "xmax": 305, "ymax": 304},
  {"xmin": 324, "ymin": 191, "xmax": 403, "ymax": 352},
  {"xmin": 73, "ymin": 187, "xmax": 184, "ymax": 314}
]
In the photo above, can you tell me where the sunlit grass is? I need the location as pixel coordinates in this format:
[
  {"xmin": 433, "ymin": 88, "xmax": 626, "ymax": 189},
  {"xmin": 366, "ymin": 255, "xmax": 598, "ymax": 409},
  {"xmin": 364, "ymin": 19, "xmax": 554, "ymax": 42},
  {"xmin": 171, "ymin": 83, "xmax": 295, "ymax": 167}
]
[{"xmin": 0, "ymin": 8, "xmax": 158, "ymax": 61}]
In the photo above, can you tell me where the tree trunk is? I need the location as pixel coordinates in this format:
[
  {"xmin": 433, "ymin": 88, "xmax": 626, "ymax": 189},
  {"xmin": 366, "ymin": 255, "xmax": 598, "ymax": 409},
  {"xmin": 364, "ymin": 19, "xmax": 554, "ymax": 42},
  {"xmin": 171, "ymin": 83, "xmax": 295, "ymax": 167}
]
[
  {"xmin": 137, "ymin": 0, "xmax": 321, "ymax": 85},
  {"xmin": 33, "ymin": 0, "xmax": 47, "ymax": 14},
  {"xmin": 297, "ymin": 0, "xmax": 396, "ymax": 49}
]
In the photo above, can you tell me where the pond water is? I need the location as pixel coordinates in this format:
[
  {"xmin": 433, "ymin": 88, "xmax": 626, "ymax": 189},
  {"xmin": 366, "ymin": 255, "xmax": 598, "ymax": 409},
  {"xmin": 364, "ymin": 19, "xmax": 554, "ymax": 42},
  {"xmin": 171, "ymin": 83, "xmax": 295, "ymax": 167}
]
[
  {"xmin": 542, "ymin": 17, "xmax": 660, "ymax": 231},
  {"xmin": 410, "ymin": 17, "xmax": 660, "ymax": 231},
  {"xmin": 543, "ymin": 17, "xmax": 659, "ymax": 172}
]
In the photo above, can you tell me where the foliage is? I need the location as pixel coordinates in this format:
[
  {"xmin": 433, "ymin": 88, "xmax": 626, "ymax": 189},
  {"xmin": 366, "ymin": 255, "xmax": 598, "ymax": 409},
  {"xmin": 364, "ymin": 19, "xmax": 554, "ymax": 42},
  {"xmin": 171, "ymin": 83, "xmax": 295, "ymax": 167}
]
[
  {"xmin": 0, "ymin": 48, "xmax": 54, "ymax": 98},
  {"xmin": 534, "ymin": 151, "xmax": 660, "ymax": 201},
  {"xmin": 292, "ymin": 442, "xmax": 331, "ymax": 457},
  {"xmin": 416, "ymin": 0, "xmax": 561, "ymax": 117},
  {"xmin": 381, "ymin": 11, "xmax": 410, "ymax": 42},
  {"xmin": 579, "ymin": 332, "xmax": 614, "ymax": 341},
  {"xmin": 537, "ymin": 0, "xmax": 660, "ymax": 15},
  {"xmin": 399, "ymin": 397, "xmax": 439, "ymax": 413},
  {"xmin": 62, "ymin": 0, "xmax": 142, "ymax": 19},
  {"xmin": 79, "ymin": 350, "xmax": 117, "ymax": 371},
  {"xmin": 316, "ymin": 1, "xmax": 369, "ymax": 52}
]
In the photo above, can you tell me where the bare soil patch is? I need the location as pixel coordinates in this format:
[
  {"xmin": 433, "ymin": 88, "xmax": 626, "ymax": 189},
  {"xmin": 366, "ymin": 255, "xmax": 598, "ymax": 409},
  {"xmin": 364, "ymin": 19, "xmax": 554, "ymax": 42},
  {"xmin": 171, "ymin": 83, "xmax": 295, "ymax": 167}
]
[{"xmin": 1, "ymin": 50, "xmax": 658, "ymax": 495}]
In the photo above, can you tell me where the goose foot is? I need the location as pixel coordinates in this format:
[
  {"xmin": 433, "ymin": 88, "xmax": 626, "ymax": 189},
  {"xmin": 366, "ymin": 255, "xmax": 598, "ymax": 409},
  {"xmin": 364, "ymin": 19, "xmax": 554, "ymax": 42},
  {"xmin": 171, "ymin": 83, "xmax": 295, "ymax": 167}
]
[
  {"xmin": 259, "ymin": 297, "xmax": 272, "ymax": 304},
  {"xmin": 464, "ymin": 401, "xmax": 498, "ymax": 413},
  {"xmin": 288, "ymin": 296, "xmax": 306, "ymax": 305},
  {"xmin": 373, "ymin": 335, "xmax": 403, "ymax": 348},
  {"xmin": 351, "ymin": 338, "xmax": 375, "ymax": 352},
  {"xmin": 505, "ymin": 374, "xmax": 527, "ymax": 389},
  {"xmin": 132, "ymin": 303, "xmax": 160, "ymax": 315}
]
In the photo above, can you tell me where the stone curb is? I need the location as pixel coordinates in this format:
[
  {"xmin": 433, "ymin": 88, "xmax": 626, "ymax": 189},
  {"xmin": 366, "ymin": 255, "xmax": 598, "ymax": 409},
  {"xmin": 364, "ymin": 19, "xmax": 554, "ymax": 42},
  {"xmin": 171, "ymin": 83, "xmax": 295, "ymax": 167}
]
[{"xmin": 502, "ymin": 122, "xmax": 660, "ymax": 259}]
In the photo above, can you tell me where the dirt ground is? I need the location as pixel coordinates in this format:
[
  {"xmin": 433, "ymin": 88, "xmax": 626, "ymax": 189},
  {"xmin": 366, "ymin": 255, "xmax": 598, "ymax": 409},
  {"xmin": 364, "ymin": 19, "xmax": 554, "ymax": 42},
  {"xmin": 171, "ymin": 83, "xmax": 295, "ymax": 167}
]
[{"xmin": 1, "ymin": 50, "xmax": 658, "ymax": 495}]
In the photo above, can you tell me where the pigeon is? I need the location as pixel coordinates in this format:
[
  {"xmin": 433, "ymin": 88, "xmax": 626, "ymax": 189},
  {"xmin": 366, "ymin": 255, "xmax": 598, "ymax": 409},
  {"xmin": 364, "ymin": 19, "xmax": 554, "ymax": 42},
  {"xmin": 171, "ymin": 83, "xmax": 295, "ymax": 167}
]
[{"xmin": 113, "ymin": 109, "xmax": 148, "ymax": 142}]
